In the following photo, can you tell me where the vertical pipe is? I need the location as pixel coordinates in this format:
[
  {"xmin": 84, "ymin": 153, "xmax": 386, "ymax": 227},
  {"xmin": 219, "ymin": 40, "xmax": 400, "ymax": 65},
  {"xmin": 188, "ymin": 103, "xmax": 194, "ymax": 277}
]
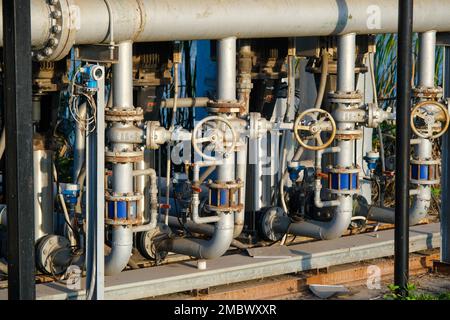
[
  {"xmin": 217, "ymin": 37, "xmax": 237, "ymax": 182},
  {"xmin": 113, "ymin": 40, "xmax": 134, "ymax": 109},
  {"xmin": 33, "ymin": 148, "xmax": 54, "ymax": 241},
  {"xmin": 135, "ymin": 160, "xmax": 147, "ymax": 223},
  {"xmin": 217, "ymin": 37, "xmax": 237, "ymax": 101},
  {"xmin": 3, "ymin": 0, "xmax": 36, "ymax": 300},
  {"xmin": 410, "ymin": 32, "xmax": 436, "ymax": 226},
  {"xmin": 334, "ymin": 34, "xmax": 357, "ymax": 242},
  {"xmin": 442, "ymin": 46, "xmax": 450, "ymax": 263},
  {"xmin": 337, "ymin": 33, "xmax": 356, "ymax": 93},
  {"xmin": 395, "ymin": 0, "xmax": 413, "ymax": 297},
  {"xmin": 104, "ymin": 41, "xmax": 134, "ymax": 276},
  {"xmin": 336, "ymin": 33, "xmax": 356, "ymax": 169},
  {"xmin": 419, "ymin": 31, "xmax": 437, "ymax": 88},
  {"xmin": 112, "ymin": 42, "xmax": 134, "ymax": 193},
  {"xmin": 73, "ymin": 102, "xmax": 87, "ymax": 182}
]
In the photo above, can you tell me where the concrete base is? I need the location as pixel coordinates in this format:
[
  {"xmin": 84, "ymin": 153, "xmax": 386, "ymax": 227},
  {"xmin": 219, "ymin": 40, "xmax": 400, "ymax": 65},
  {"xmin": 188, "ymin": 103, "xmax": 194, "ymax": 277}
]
[{"xmin": 0, "ymin": 223, "xmax": 440, "ymax": 300}]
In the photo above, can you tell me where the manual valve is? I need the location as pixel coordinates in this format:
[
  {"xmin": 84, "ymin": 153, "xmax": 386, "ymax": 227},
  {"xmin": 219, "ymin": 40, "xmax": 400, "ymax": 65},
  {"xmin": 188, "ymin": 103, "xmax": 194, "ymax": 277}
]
[{"xmin": 293, "ymin": 108, "xmax": 337, "ymax": 151}]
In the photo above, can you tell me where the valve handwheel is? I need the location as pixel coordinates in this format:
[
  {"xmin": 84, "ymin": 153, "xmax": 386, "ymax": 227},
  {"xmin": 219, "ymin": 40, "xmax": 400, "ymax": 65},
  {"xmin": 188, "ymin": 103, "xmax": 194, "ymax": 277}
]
[
  {"xmin": 294, "ymin": 108, "xmax": 337, "ymax": 151},
  {"xmin": 192, "ymin": 116, "xmax": 237, "ymax": 161},
  {"xmin": 411, "ymin": 101, "xmax": 450, "ymax": 139}
]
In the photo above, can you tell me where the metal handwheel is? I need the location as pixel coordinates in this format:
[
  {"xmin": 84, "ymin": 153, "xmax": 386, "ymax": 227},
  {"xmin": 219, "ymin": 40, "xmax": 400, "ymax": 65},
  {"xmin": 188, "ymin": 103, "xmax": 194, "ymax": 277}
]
[
  {"xmin": 293, "ymin": 108, "xmax": 337, "ymax": 151},
  {"xmin": 192, "ymin": 116, "xmax": 237, "ymax": 161},
  {"xmin": 411, "ymin": 101, "xmax": 450, "ymax": 139}
]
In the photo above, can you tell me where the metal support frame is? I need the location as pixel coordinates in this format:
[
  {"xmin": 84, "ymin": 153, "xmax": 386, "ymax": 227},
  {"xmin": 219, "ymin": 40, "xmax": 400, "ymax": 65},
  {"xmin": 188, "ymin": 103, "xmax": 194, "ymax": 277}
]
[
  {"xmin": 2, "ymin": 0, "xmax": 35, "ymax": 300},
  {"xmin": 442, "ymin": 45, "xmax": 450, "ymax": 264},
  {"xmin": 85, "ymin": 68, "xmax": 105, "ymax": 300},
  {"xmin": 395, "ymin": 0, "xmax": 413, "ymax": 296}
]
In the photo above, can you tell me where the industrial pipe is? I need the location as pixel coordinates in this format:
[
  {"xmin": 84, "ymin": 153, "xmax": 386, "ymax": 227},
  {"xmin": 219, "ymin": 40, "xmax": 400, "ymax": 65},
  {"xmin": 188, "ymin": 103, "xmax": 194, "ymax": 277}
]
[
  {"xmin": 132, "ymin": 168, "xmax": 159, "ymax": 232},
  {"xmin": 281, "ymin": 34, "xmax": 356, "ymax": 240},
  {"xmin": 73, "ymin": 102, "xmax": 87, "ymax": 182},
  {"xmin": 104, "ymin": 41, "xmax": 135, "ymax": 275},
  {"xmin": 158, "ymin": 38, "xmax": 238, "ymax": 259},
  {"xmin": 412, "ymin": 30, "xmax": 436, "ymax": 222},
  {"xmin": 104, "ymin": 226, "xmax": 133, "ymax": 276},
  {"xmin": 167, "ymin": 216, "xmax": 249, "ymax": 250},
  {"xmin": 368, "ymin": 31, "xmax": 437, "ymax": 227},
  {"xmin": 159, "ymin": 212, "xmax": 234, "ymax": 259},
  {"xmin": 2, "ymin": 1, "xmax": 450, "ymax": 62},
  {"xmin": 395, "ymin": 0, "xmax": 414, "ymax": 296}
]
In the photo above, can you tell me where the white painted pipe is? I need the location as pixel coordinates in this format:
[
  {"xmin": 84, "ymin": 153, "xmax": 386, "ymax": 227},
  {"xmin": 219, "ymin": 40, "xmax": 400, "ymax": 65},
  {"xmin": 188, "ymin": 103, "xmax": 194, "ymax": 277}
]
[{"xmin": 3, "ymin": 1, "xmax": 450, "ymax": 60}]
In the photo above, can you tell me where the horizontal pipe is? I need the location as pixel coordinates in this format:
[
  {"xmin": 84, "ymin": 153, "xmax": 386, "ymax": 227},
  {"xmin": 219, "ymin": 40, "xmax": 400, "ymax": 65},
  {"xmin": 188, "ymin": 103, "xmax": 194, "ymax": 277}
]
[
  {"xmin": 368, "ymin": 186, "xmax": 431, "ymax": 226},
  {"xmin": 159, "ymin": 212, "xmax": 234, "ymax": 259},
  {"xmin": 2, "ymin": 1, "xmax": 450, "ymax": 51},
  {"xmin": 135, "ymin": 0, "xmax": 450, "ymax": 41},
  {"xmin": 152, "ymin": 97, "xmax": 210, "ymax": 109},
  {"xmin": 167, "ymin": 216, "xmax": 249, "ymax": 250},
  {"xmin": 274, "ymin": 195, "xmax": 353, "ymax": 240}
]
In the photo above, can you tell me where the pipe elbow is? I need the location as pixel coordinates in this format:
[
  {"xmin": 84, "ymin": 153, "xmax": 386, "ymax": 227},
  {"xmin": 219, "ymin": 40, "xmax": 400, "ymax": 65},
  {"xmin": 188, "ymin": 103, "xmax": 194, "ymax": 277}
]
[
  {"xmin": 319, "ymin": 207, "xmax": 352, "ymax": 240},
  {"xmin": 198, "ymin": 218, "xmax": 234, "ymax": 259},
  {"xmin": 288, "ymin": 196, "xmax": 352, "ymax": 240},
  {"xmin": 160, "ymin": 213, "xmax": 234, "ymax": 260},
  {"xmin": 105, "ymin": 226, "xmax": 133, "ymax": 276},
  {"xmin": 409, "ymin": 187, "xmax": 431, "ymax": 225}
]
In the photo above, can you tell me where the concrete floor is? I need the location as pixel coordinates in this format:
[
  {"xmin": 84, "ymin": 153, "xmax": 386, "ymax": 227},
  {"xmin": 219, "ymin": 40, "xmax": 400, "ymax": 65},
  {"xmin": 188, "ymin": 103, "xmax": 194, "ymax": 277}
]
[{"xmin": 281, "ymin": 273, "xmax": 450, "ymax": 300}]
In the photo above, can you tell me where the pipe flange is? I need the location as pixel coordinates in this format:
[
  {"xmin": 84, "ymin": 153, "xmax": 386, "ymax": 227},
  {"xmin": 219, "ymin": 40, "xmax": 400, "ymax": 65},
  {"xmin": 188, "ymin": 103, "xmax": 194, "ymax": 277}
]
[
  {"xmin": 328, "ymin": 91, "xmax": 363, "ymax": 104},
  {"xmin": 334, "ymin": 129, "xmax": 363, "ymax": 140},
  {"xmin": 258, "ymin": 207, "xmax": 286, "ymax": 242},
  {"xmin": 207, "ymin": 180, "xmax": 244, "ymax": 190},
  {"xmin": 326, "ymin": 166, "xmax": 360, "ymax": 194},
  {"xmin": 327, "ymin": 167, "xmax": 361, "ymax": 174},
  {"xmin": 105, "ymin": 150, "xmax": 144, "ymax": 163},
  {"xmin": 329, "ymin": 189, "xmax": 361, "ymax": 195},
  {"xmin": 105, "ymin": 193, "xmax": 143, "ymax": 202},
  {"xmin": 207, "ymin": 100, "xmax": 246, "ymax": 114},
  {"xmin": 413, "ymin": 86, "xmax": 443, "ymax": 100},
  {"xmin": 411, "ymin": 159, "xmax": 440, "ymax": 165},
  {"xmin": 105, "ymin": 218, "xmax": 137, "ymax": 226},
  {"xmin": 33, "ymin": 0, "xmax": 77, "ymax": 61},
  {"xmin": 105, "ymin": 108, "xmax": 144, "ymax": 122},
  {"xmin": 410, "ymin": 159, "xmax": 440, "ymax": 185},
  {"xmin": 204, "ymin": 204, "xmax": 244, "ymax": 213},
  {"xmin": 136, "ymin": 224, "xmax": 170, "ymax": 261},
  {"xmin": 36, "ymin": 234, "xmax": 71, "ymax": 275},
  {"xmin": 410, "ymin": 179, "xmax": 440, "ymax": 185}
]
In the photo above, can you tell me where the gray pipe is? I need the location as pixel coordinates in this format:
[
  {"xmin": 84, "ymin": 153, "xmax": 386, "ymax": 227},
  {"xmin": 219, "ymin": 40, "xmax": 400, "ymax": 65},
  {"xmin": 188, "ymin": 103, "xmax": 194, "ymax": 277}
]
[
  {"xmin": 73, "ymin": 102, "xmax": 87, "ymax": 182},
  {"xmin": 34, "ymin": 148, "xmax": 54, "ymax": 241},
  {"xmin": 132, "ymin": 168, "xmax": 159, "ymax": 232},
  {"xmin": 234, "ymin": 134, "xmax": 247, "ymax": 238},
  {"xmin": 274, "ymin": 197, "xmax": 353, "ymax": 240},
  {"xmin": 283, "ymin": 34, "xmax": 356, "ymax": 240},
  {"xmin": 217, "ymin": 37, "xmax": 237, "ymax": 183},
  {"xmin": 135, "ymin": 160, "xmax": 147, "ymax": 223},
  {"xmin": 217, "ymin": 37, "xmax": 237, "ymax": 101},
  {"xmin": 0, "ymin": 204, "xmax": 6, "ymax": 227},
  {"xmin": 368, "ymin": 31, "xmax": 437, "ymax": 226},
  {"xmin": 159, "ymin": 212, "xmax": 234, "ymax": 259},
  {"xmin": 3, "ymin": 1, "xmax": 450, "ymax": 56},
  {"xmin": 105, "ymin": 41, "xmax": 135, "ymax": 275},
  {"xmin": 368, "ymin": 190, "xmax": 430, "ymax": 225},
  {"xmin": 104, "ymin": 226, "xmax": 133, "ymax": 276},
  {"xmin": 167, "ymin": 216, "xmax": 249, "ymax": 250},
  {"xmin": 0, "ymin": 128, "xmax": 5, "ymax": 160},
  {"xmin": 419, "ymin": 31, "xmax": 437, "ymax": 88}
]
